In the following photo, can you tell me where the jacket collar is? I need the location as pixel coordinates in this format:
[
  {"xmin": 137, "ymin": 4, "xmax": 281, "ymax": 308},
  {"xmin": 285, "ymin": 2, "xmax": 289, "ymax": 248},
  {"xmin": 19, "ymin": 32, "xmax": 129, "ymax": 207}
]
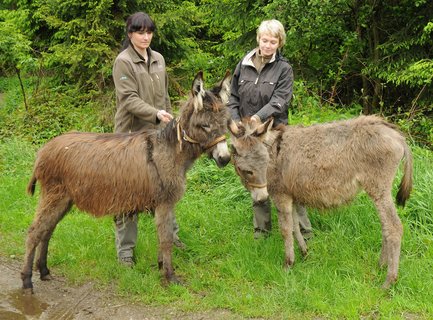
[
  {"xmin": 126, "ymin": 44, "xmax": 153, "ymax": 64},
  {"xmin": 241, "ymin": 47, "xmax": 278, "ymax": 67}
]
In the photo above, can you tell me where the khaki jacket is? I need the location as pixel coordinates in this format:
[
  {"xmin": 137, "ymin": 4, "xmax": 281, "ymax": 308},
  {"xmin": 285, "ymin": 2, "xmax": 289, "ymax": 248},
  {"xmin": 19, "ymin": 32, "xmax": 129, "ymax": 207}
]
[{"xmin": 113, "ymin": 45, "xmax": 171, "ymax": 133}]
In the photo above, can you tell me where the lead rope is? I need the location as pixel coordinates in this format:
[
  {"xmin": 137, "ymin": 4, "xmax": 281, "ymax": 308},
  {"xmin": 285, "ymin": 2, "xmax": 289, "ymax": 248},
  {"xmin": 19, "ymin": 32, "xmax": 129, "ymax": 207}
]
[{"xmin": 176, "ymin": 119, "xmax": 183, "ymax": 151}]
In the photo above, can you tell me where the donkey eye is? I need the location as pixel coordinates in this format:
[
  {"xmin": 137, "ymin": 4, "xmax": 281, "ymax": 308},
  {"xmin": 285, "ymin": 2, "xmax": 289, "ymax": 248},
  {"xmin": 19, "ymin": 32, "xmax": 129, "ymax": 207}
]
[
  {"xmin": 242, "ymin": 169, "xmax": 253, "ymax": 177},
  {"xmin": 200, "ymin": 124, "xmax": 211, "ymax": 133}
]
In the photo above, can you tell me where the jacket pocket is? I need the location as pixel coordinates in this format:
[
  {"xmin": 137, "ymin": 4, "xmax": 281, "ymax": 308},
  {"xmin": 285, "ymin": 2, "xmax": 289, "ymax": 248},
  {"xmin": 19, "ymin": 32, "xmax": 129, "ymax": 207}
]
[{"xmin": 259, "ymin": 81, "xmax": 276, "ymax": 102}]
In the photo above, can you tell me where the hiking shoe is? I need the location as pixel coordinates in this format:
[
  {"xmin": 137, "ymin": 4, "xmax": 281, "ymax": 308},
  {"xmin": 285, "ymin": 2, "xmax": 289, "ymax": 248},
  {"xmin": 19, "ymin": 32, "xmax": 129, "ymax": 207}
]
[{"xmin": 119, "ymin": 256, "xmax": 135, "ymax": 268}]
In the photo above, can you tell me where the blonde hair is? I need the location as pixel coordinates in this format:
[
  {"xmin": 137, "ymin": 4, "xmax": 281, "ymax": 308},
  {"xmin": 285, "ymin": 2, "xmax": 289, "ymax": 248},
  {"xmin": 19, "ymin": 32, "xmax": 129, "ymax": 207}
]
[{"xmin": 256, "ymin": 19, "xmax": 286, "ymax": 48}]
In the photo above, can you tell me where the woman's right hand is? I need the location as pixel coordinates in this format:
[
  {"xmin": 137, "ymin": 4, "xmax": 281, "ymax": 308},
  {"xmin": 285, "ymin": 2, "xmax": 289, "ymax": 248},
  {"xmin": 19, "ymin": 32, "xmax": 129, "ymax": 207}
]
[{"xmin": 157, "ymin": 110, "xmax": 173, "ymax": 123}]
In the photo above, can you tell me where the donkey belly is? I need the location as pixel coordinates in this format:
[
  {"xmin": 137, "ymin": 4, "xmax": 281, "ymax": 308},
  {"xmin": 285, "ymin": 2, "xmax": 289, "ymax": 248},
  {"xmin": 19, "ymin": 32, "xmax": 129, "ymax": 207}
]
[{"xmin": 279, "ymin": 171, "xmax": 361, "ymax": 209}]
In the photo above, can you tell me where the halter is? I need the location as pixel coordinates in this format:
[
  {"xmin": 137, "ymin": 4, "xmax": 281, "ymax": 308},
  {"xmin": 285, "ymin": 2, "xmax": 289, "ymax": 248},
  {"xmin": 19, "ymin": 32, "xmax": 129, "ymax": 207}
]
[
  {"xmin": 233, "ymin": 158, "xmax": 267, "ymax": 189},
  {"xmin": 176, "ymin": 119, "xmax": 226, "ymax": 152}
]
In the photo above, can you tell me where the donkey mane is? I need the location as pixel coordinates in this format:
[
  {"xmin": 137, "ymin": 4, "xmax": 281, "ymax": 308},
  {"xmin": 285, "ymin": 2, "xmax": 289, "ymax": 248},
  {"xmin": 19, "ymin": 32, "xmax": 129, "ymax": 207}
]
[{"xmin": 156, "ymin": 120, "xmax": 180, "ymax": 148}]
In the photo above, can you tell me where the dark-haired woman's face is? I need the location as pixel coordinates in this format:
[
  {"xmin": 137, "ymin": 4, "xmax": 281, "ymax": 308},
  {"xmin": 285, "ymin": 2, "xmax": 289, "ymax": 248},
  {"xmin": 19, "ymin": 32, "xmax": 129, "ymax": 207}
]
[{"xmin": 129, "ymin": 29, "xmax": 153, "ymax": 54}]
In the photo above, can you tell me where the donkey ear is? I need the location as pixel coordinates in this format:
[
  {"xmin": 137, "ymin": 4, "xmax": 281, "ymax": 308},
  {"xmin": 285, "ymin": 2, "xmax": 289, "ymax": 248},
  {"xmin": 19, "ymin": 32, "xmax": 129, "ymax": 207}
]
[
  {"xmin": 192, "ymin": 71, "xmax": 205, "ymax": 112},
  {"xmin": 218, "ymin": 70, "xmax": 231, "ymax": 105},
  {"xmin": 253, "ymin": 118, "xmax": 273, "ymax": 139},
  {"xmin": 228, "ymin": 119, "xmax": 245, "ymax": 138},
  {"xmin": 211, "ymin": 70, "xmax": 231, "ymax": 105}
]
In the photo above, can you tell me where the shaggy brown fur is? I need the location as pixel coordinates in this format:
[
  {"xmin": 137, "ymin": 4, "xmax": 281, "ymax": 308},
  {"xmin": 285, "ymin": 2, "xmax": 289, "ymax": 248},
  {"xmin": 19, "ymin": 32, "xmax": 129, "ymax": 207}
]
[
  {"xmin": 22, "ymin": 71, "xmax": 232, "ymax": 293},
  {"xmin": 229, "ymin": 115, "xmax": 413, "ymax": 289}
]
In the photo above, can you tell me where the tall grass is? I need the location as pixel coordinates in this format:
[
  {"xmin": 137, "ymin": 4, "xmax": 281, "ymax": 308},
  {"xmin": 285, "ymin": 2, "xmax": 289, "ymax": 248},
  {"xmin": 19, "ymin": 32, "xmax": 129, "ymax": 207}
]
[{"xmin": 1, "ymin": 130, "xmax": 432, "ymax": 318}]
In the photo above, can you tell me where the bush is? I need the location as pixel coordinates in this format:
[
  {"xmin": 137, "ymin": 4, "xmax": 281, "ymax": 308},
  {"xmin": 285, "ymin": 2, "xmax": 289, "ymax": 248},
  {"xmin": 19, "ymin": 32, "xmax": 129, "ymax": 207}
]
[{"xmin": 0, "ymin": 76, "xmax": 114, "ymax": 144}]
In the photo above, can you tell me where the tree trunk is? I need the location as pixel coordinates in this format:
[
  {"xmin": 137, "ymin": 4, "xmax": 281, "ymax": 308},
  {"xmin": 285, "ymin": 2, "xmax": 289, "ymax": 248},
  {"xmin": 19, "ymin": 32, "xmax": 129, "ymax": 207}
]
[
  {"xmin": 15, "ymin": 66, "xmax": 29, "ymax": 111},
  {"xmin": 370, "ymin": 8, "xmax": 382, "ymax": 114},
  {"xmin": 353, "ymin": 0, "xmax": 373, "ymax": 115},
  {"xmin": 361, "ymin": 75, "xmax": 372, "ymax": 115}
]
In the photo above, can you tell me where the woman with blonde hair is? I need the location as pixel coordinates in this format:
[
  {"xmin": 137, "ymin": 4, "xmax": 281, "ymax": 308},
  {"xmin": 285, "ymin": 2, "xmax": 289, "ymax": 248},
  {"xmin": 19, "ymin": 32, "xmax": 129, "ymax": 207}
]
[{"xmin": 228, "ymin": 19, "xmax": 312, "ymax": 239}]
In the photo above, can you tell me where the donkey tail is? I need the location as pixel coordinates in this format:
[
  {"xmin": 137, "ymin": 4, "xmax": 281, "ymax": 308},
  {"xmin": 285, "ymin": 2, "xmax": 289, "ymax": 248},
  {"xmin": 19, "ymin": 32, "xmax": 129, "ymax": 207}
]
[
  {"xmin": 27, "ymin": 174, "xmax": 37, "ymax": 196},
  {"xmin": 396, "ymin": 142, "xmax": 413, "ymax": 207}
]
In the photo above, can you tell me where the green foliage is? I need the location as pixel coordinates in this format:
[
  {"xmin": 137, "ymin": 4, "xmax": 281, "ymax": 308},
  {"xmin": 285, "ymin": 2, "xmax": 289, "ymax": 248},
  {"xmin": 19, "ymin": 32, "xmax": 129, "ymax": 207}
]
[
  {"xmin": 265, "ymin": 0, "xmax": 358, "ymax": 78},
  {"xmin": 401, "ymin": 147, "xmax": 433, "ymax": 232},
  {"xmin": 260, "ymin": 0, "xmax": 433, "ymax": 115},
  {"xmin": 200, "ymin": 0, "xmax": 267, "ymax": 66},
  {"xmin": 0, "ymin": 9, "xmax": 37, "ymax": 74},
  {"xmin": 371, "ymin": 59, "xmax": 433, "ymax": 87},
  {"xmin": 395, "ymin": 105, "xmax": 433, "ymax": 149},
  {"xmin": 0, "ymin": 76, "xmax": 24, "ymax": 112},
  {"xmin": 369, "ymin": 1, "xmax": 433, "ymax": 88},
  {"xmin": 30, "ymin": 0, "xmax": 119, "ymax": 89},
  {"xmin": 1, "ymin": 0, "xmax": 433, "ymax": 147},
  {"xmin": 290, "ymin": 80, "xmax": 363, "ymax": 124},
  {"xmin": 0, "ymin": 76, "xmax": 114, "ymax": 144}
]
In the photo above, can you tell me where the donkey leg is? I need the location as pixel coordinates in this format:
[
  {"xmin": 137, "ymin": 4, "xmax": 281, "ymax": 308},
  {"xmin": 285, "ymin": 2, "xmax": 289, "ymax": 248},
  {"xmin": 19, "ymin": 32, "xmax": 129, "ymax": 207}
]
[
  {"xmin": 21, "ymin": 231, "xmax": 39, "ymax": 294},
  {"xmin": 373, "ymin": 194, "xmax": 403, "ymax": 289},
  {"xmin": 154, "ymin": 205, "xmax": 180, "ymax": 285},
  {"xmin": 379, "ymin": 231, "xmax": 389, "ymax": 268},
  {"xmin": 22, "ymin": 204, "xmax": 48, "ymax": 292},
  {"xmin": 273, "ymin": 194, "xmax": 296, "ymax": 268},
  {"xmin": 292, "ymin": 205, "xmax": 308, "ymax": 257},
  {"xmin": 36, "ymin": 198, "xmax": 72, "ymax": 280},
  {"xmin": 21, "ymin": 192, "xmax": 71, "ymax": 293}
]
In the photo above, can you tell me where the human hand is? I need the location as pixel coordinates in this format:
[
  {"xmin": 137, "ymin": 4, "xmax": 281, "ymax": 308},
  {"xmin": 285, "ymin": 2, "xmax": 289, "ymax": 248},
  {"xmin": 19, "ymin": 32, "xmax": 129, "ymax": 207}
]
[{"xmin": 157, "ymin": 110, "xmax": 173, "ymax": 123}]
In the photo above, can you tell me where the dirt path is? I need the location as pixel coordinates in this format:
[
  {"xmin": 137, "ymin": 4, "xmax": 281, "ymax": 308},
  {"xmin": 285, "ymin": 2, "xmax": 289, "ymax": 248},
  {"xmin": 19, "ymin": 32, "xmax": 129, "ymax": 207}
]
[{"xmin": 0, "ymin": 257, "xmax": 247, "ymax": 320}]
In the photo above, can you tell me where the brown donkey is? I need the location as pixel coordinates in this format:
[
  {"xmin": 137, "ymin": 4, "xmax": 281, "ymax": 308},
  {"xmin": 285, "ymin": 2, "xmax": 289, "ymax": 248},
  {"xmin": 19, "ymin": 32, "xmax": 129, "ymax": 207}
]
[
  {"xmin": 22, "ymin": 71, "xmax": 232, "ymax": 293},
  {"xmin": 229, "ymin": 115, "xmax": 413, "ymax": 289}
]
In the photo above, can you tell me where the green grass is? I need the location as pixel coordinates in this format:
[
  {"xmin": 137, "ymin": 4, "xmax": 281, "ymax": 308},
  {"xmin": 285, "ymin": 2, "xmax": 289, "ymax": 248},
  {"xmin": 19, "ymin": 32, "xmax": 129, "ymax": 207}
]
[{"xmin": 1, "ymin": 133, "xmax": 432, "ymax": 319}]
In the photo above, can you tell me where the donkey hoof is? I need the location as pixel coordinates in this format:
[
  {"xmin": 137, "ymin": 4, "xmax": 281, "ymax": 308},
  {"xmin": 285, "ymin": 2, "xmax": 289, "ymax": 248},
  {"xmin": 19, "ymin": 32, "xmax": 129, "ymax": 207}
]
[
  {"xmin": 170, "ymin": 275, "xmax": 183, "ymax": 285},
  {"xmin": 381, "ymin": 282, "xmax": 391, "ymax": 290},
  {"xmin": 284, "ymin": 259, "xmax": 294, "ymax": 269},
  {"xmin": 381, "ymin": 276, "xmax": 397, "ymax": 290},
  {"xmin": 22, "ymin": 287, "xmax": 34, "ymax": 295},
  {"xmin": 40, "ymin": 274, "xmax": 53, "ymax": 281},
  {"xmin": 163, "ymin": 274, "xmax": 183, "ymax": 286},
  {"xmin": 301, "ymin": 248, "xmax": 308, "ymax": 257}
]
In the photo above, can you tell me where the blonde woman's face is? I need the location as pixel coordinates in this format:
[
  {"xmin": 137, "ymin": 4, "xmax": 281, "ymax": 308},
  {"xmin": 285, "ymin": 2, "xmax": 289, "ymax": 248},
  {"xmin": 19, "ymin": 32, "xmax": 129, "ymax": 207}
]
[{"xmin": 258, "ymin": 32, "xmax": 279, "ymax": 57}]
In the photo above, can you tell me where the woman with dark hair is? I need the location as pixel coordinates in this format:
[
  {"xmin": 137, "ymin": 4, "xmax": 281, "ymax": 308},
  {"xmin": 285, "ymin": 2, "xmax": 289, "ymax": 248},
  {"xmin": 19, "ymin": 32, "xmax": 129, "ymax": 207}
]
[
  {"xmin": 113, "ymin": 12, "xmax": 172, "ymax": 133},
  {"xmin": 112, "ymin": 12, "xmax": 183, "ymax": 267}
]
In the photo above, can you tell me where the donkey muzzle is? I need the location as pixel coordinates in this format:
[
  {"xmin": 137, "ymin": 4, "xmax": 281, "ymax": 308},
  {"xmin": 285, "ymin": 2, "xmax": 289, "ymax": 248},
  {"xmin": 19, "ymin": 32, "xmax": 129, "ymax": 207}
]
[
  {"xmin": 251, "ymin": 187, "xmax": 269, "ymax": 203},
  {"xmin": 211, "ymin": 141, "xmax": 231, "ymax": 168}
]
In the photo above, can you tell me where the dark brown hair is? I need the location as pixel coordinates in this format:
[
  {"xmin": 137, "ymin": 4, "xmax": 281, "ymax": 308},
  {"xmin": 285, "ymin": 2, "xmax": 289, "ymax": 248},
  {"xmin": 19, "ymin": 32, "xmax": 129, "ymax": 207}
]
[
  {"xmin": 126, "ymin": 12, "xmax": 156, "ymax": 33},
  {"xmin": 122, "ymin": 12, "xmax": 156, "ymax": 49}
]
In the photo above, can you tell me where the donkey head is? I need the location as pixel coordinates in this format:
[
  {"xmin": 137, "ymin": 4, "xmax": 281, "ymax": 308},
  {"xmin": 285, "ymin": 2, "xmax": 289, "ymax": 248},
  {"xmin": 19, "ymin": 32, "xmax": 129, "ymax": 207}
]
[
  {"xmin": 179, "ymin": 71, "xmax": 232, "ymax": 167},
  {"xmin": 229, "ymin": 118, "xmax": 274, "ymax": 202}
]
